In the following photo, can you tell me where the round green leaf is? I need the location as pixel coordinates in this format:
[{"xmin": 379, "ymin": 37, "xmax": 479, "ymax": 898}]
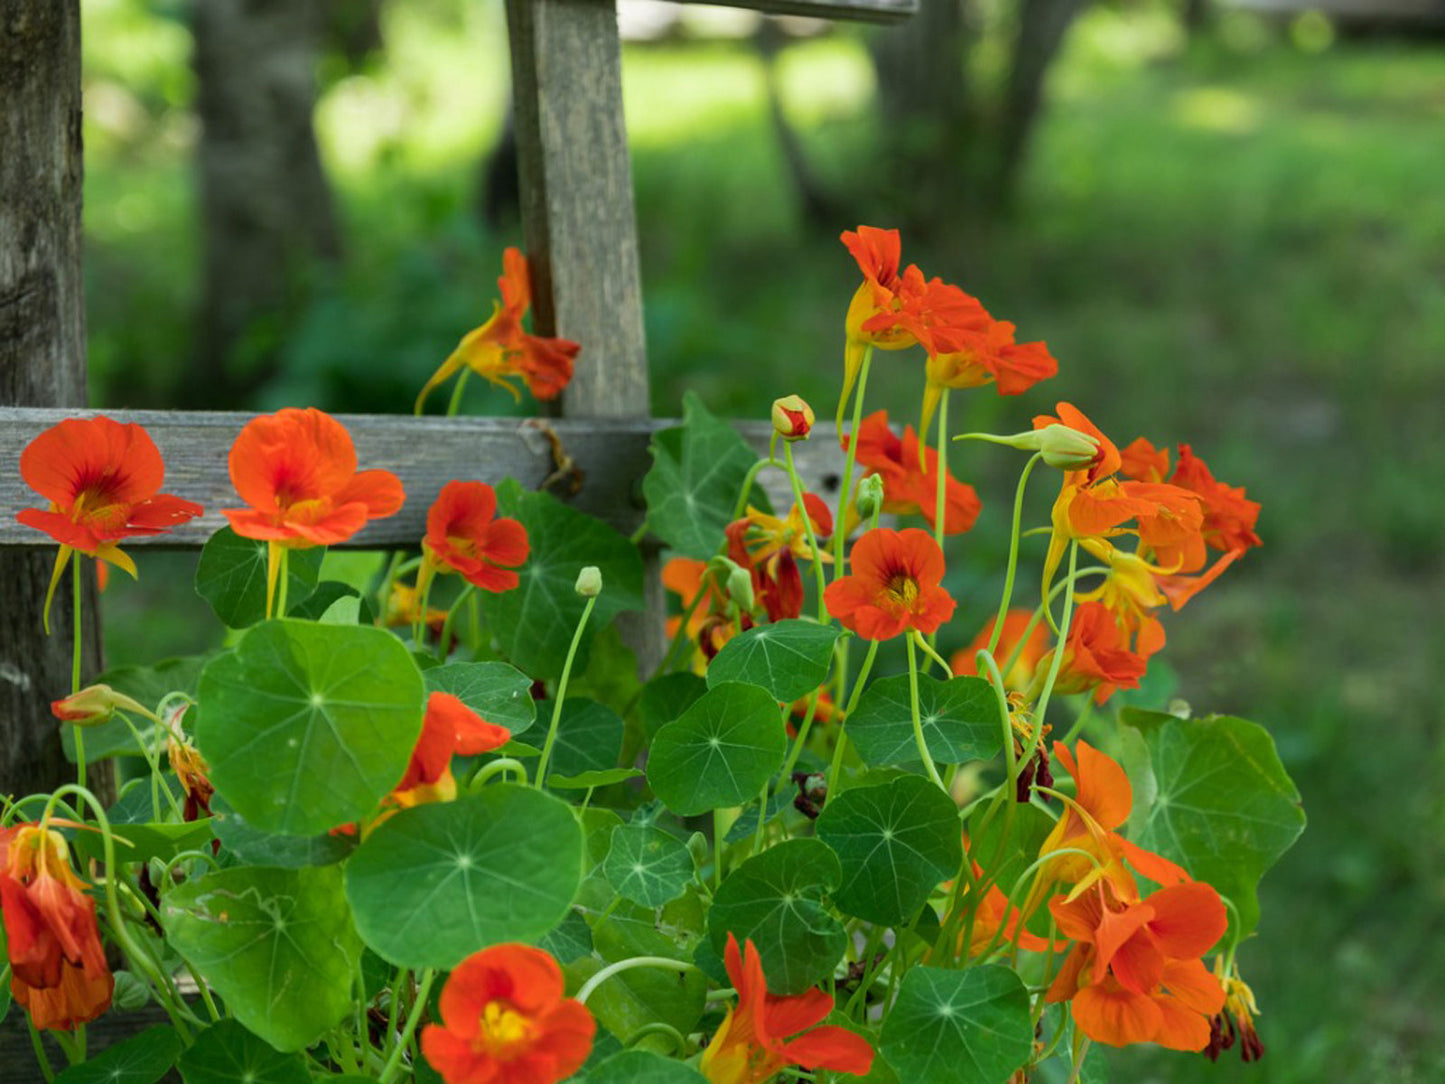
[
  {"xmin": 195, "ymin": 526, "xmax": 323, "ymax": 629},
  {"xmin": 209, "ymin": 795, "xmax": 353, "ymax": 870},
  {"xmin": 1122, "ymin": 710, "xmax": 1307, "ymax": 934},
  {"xmin": 815, "ymin": 776, "xmax": 962, "ymax": 925},
  {"xmin": 53, "ymin": 1025, "xmax": 181, "ymax": 1084},
  {"xmin": 880, "ymin": 965, "xmax": 1032, "ymax": 1083},
  {"xmin": 708, "ymin": 838, "xmax": 847, "ymax": 994},
  {"xmin": 177, "ymin": 1019, "xmax": 310, "ymax": 1084},
  {"xmin": 581, "ymin": 1050, "xmax": 709, "ymax": 1084},
  {"xmin": 604, "ymin": 822, "xmax": 695, "ymax": 907},
  {"xmin": 196, "ymin": 619, "xmax": 425, "ymax": 836},
  {"xmin": 345, "ymin": 784, "xmax": 583, "ymax": 969},
  {"xmin": 425, "ymin": 661, "xmax": 537, "ymax": 739},
  {"xmin": 163, "ymin": 867, "xmax": 363, "ymax": 1053},
  {"xmin": 647, "ymin": 683, "xmax": 787, "ymax": 816},
  {"xmin": 545, "ymin": 698, "xmax": 625, "ymax": 780},
  {"xmin": 549, "ymin": 767, "xmax": 644, "ymax": 790},
  {"xmin": 706, "ymin": 619, "xmax": 841, "ymax": 703},
  {"xmin": 638, "ymin": 672, "xmax": 707, "ymax": 741},
  {"xmin": 847, "ymin": 673, "xmax": 1001, "ymax": 769}
]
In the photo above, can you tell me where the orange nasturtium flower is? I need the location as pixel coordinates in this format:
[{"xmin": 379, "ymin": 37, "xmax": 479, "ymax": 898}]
[
  {"xmin": 415, "ymin": 247, "xmax": 580, "ymax": 414},
  {"xmin": 418, "ymin": 481, "xmax": 530, "ymax": 594},
  {"xmin": 845, "ymin": 411, "xmax": 982, "ymax": 536},
  {"xmin": 16, "ymin": 416, "xmax": 203, "ymax": 629},
  {"xmin": 701, "ymin": 933, "xmax": 874, "ymax": 1084},
  {"xmin": 421, "ymin": 943, "xmax": 594, "ymax": 1084},
  {"xmin": 951, "ymin": 609, "xmax": 1049, "ymax": 691},
  {"xmin": 0, "ymin": 823, "xmax": 114, "ymax": 1031},
  {"xmin": 726, "ymin": 494, "xmax": 832, "ymax": 622},
  {"xmin": 824, "ymin": 527, "xmax": 956, "ymax": 640}
]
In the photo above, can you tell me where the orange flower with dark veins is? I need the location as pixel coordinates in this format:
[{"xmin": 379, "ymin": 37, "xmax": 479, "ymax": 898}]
[
  {"xmin": 222, "ymin": 408, "xmax": 404, "ymax": 547},
  {"xmin": 0, "ymin": 823, "xmax": 114, "ymax": 1031},
  {"xmin": 17, "ymin": 416, "xmax": 202, "ymax": 628},
  {"xmin": 415, "ymin": 247, "xmax": 580, "ymax": 413},
  {"xmin": 701, "ymin": 933, "xmax": 873, "ymax": 1084},
  {"xmin": 421, "ymin": 481, "xmax": 529, "ymax": 593},
  {"xmin": 421, "ymin": 943, "xmax": 594, "ymax": 1084},
  {"xmin": 824, "ymin": 528, "xmax": 956, "ymax": 640}
]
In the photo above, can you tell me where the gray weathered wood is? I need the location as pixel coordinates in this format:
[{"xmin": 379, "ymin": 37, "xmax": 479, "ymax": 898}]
[
  {"xmin": 677, "ymin": 0, "xmax": 918, "ymax": 21},
  {"xmin": 0, "ymin": 0, "xmax": 106, "ymax": 800},
  {"xmin": 506, "ymin": 0, "xmax": 650, "ymax": 420},
  {"xmin": 2, "ymin": 407, "xmax": 849, "ymax": 546}
]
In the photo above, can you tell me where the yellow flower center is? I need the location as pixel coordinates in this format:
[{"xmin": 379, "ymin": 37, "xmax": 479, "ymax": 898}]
[
  {"xmin": 477, "ymin": 1000, "xmax": 533, "ymax": 1059},
  {"xmin": 884, "ymin": 574, "xmax": 919, "ymax": 608}
]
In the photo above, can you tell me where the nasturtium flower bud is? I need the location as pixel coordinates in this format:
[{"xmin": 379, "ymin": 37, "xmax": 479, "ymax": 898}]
[
  {"xmin": 575, "ymin": 566, "xmax": 602, "ymax": 598},
  {"xmin": 726, "ymin": 567, "xmax": 756, "ymax": 613},
  {"xmin": 50, "ymin": 684, "xmax": 148, "ymax": 727},
  {"xmin": 771, "ymin": 395, "xmax": 815, "ymax": 441},
  {"xmin": 955, "ymin": 424, "xmax": 1099, "ymax": 471},
  {"xmin": 855, "ymin": 473, "xmax": 886, "ymax": 521}
]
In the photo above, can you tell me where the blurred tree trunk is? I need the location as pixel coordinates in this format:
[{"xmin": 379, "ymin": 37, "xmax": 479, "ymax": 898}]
[
  {"xmin": 1182, "ymin": 0, "xmax": 1213, "ymax": 34},
  {"xmin": 866, "ymin": 0, "xmax": 974, "ymax": 234},
  {"xmin": 755, "ymin": 22, "xmax": 845, "ymax": 232},
  {"xmin": 992, "ymin": 0, "xmax": 1088, "ymax": 207},
  {"xmin": 190, "ymin": 0, "xmax": 341, "ymax": 408},
  {"xmin": 0, "ymin": 0, "xmax": 107, "ymax": 799}
]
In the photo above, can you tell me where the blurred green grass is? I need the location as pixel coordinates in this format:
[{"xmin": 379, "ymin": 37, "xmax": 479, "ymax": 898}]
[{"xmin": 79, "ymin": 1, "xmax": 1443, "ymax": 1078}]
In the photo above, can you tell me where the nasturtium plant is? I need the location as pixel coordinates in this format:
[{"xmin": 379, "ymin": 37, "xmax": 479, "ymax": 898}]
[{"xmin": 7, "ymin": 228, "xmax": 1299, "ymax": 1084}]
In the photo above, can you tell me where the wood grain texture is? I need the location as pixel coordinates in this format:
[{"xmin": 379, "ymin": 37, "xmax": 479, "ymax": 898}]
[
  {"xmin": 676, "ymin": 0, "xmax": 918, "ymax": 21},
  {"xmin": 506, "ymin": 0, "xmax": 649, "ymax": 419},
  {"xmin": 0, "ymin": 0, "xmax": 106, "ymax": 800},
  {"xmin": 1, "ymin": 408, "xmax": 850, "ymax": 546}
]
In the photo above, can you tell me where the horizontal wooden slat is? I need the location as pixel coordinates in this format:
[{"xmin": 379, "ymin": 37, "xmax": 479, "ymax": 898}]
[
  {"xmin": 676, "ymin": 0, "xmax": 918, "ymax": 22},
  {"xmin": 0, "ymin": 408, "xmax": 849, "ymax": 549}
]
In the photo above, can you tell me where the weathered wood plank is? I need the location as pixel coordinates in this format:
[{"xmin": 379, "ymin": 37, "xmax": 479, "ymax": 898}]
[
  {"xmin": 0, "ymin": 408, "xmax": 850, "ymax": 547},
  {"xmin": 506, "ymin": 0, "xmax": 649, "ymax": 419},
  {"xmin": 0, "ymin": 0, "xmax": 106, "ymax": 801},
  {"xmin": 676, "ymin": 0, "xmax": 918, "ymax": 22}
]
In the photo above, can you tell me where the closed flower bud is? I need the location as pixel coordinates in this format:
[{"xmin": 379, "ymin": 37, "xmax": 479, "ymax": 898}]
[
  {"xmin": 771, "ymin": 395, "xmax": 815, "ymax": 441},
  {"xmin": 575, "ymin": 566, "xmax": 603, "ymax": 597},
  {"xmin": 726, "ymin": 567, "xmax": 756, "ymax": 612},
  {"xmin": 51, "ymin": 684, "xmax": 147, "ymax": 726},
  {"xmin": 855, "ymin": 473, "xmax": 886, "ymax": 521},
  {"xmin": 955, "ymin": 425, "xmax": 1100, "ymax": 471}
]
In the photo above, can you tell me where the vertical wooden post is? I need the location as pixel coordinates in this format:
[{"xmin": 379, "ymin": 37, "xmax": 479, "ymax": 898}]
[{"xmin": 0, "ymin": 0, "xmax": 105, "ymax": 797}]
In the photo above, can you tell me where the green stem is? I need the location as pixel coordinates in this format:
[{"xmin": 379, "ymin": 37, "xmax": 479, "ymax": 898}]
[
  {"xmin": 932, "ymin": 388, "xmax": 950, "ymax": 554},
  {"xmin": 906, "ymin": 635, "xmax": 946, "ymax": 791},
  {"xmin": 779, "ymin": 688, "xmax": 822, "ymax": 781},
  {"xmin": 71, "ymin": 557, "xmax": 86, "ymax": 789},
  {"xmin": 437, "ymin": 584, "xmax": 474, "ymax": 660},
  {"xmin": 987, "ymin": 452, "xmax": 1045, "ymax": 658},
  {"xmin": 831, "ymin": 346, "xmax": 874, "ymax": 580},
  {"xmin": 26, "ymin": 1019, "xmax": 55, "ymax": 1083},
  {"xmin": 629, "ymin": 518, "xmax": 650, "ymax": 546},
  {"xmin": 656, "ymin": 585, "xmax": 708, "ymax": 677},
  {"xmin": 468, "ymin": 758, "xmax": 529, "ymax": 790},
  {"xmin": 823, "ymin": 639, "xmax": 879, "ymax": 808},
  {"xmin": 785, "ymin": 441, "xmax": 828, "ymax": 622},
  {"xmin": 379, "ymin": 969, "xmax": 436, "ymax": 1084},
  {"xmin": 534, "ymin": 593, "xmax": 598, "ymax": 788},
  {"xmin": 912, "ymin": 631, "xmax": 952, "ymax": 677},
  {"xmin": 713, "ymin": 808, "xmax": 725, "ymax": 891},
  {"xmin": 623, "ymin": 1022, "xmax": 688, "ymax": 1055},
  {"xmin": 731, "ymin": 457, "xmax": 778, "ymax": 522},
  {"xmin": 446, "ymin": 368, "xmax": 471, "ymax": 416},
  {"xmin": 575, "ymin": 957, "xmax": 701, "ymax": 1006},
  {"xmin": 1031, "ymin": 542, "xmax": 1081, "ymax": 732}
]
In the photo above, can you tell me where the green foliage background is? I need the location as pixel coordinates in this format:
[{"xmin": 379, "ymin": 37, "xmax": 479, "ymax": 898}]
[{"xmin": 82, "ymin": 0, "xmax": 1443, "ymax": 1078}]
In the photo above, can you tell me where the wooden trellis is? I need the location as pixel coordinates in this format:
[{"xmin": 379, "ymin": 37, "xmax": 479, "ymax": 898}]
[{"xmin": 0, "ymin": 0, "xmax": 915, "ymax": 802}]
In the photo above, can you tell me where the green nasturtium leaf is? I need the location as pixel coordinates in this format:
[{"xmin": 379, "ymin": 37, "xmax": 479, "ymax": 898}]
[
  {"xmin": 638, "ymin": 671, "xmax": 707, "ymax": 741},
  {"xmin": 880, "ymin": 965, "xmax": 1032, "ymax": 1083},
  {"xmin": 847, "ymin": 673, "xmax": 1002, "ymax": 769},
  {"xmin": 196, "ymin": 620, "xmax": 425, "ymax": 837},
  {"xmin": 572, "ymin": 912, "xmax": 707, "ymax": 1044},
  {"xmin": 548, "ymin": 768, "xmax": 644, "ymax": 790},
  {"xmin": 176, "ymin": 1019, "xmax": 310, "ymax": 1084},
  {"xmin": 647, "ymin": 683, "xmax": 787, "ymax": 816},
  {"xmin": 345, "ymin": 785, "xmax": 584, "ymax": 969},
  {"xmin": 163, "ymin": 866, "xmax": 363, "ymax": 1053},
  {"xmin": 581, "ymin": 1050, "xmax": 709, "ymax": 1084},
  {"xmin": 53, "ymin": 1024, "xmax": 182, "ymax": 1084},
  {"xmin": 815, "ymin": 776, "xmax": 963, "ymax": 925},
  {"xmin": 195, "ymin": 527, "xmax": 323, "ymax": 629},
  {"xmin": 285, "ymin": 581, "xmax": 376, "ymax": 625},
  {"xmin": 478, "ymin": 479, "xmax": 644, "ymax": 680},
  {"xmin": 643, "ymin": 391, "xmax": 765, "ymax": 558},
  {"xmin": 706, "ymin": 619, "xmax": 841, "ymax": 703},
  {"xmin": 209, "ymin": 795, "xmax": 353, "ymax": 870},
  {"xmin": 604, "ymin": 822, "xmax": 695, "ymax": 907},
  {"xmin": 544, "ymin": 698, "xmax": 625, "ymax": 780},
  {"xmin": 1122, "ymin": 710, "xmax": 1306, "ymax": 934},
  {"xmin": 425, "ymin": 660, "xmax": 537, "ymax": 739},
  {"xmin": 60, "ymin": 655, "xmax": 210, "ymax": 761},
  {"xmin": 708, "ymin": 838, "xmax": 847, "ymax": 994},
  {"xmin": 72, "ymin": 817, "xmax": 214, "ymax": 869}
]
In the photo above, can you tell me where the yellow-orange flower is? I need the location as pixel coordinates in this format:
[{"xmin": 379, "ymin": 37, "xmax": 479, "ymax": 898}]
[{"xmin": 823, "ymin": 528, "xmax": 955, "ymax": 641}]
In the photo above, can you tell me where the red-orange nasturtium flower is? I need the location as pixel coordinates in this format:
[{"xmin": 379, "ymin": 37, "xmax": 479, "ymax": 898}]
[
  {"xmin": 701, "ymin": 933, "xmax": 873, "ymax": 1084},
  {"xmin": 17, "ymin": 416, "xmax": 202, "ymax": 629},
  {"xmin": 824, "ymin": 527, "xmax": 956, "ymax": 640},
  {"xmin": 419, "ymin": 481, "xmax": 529, "ymax": 594},
  {"xmin": 1037, "ymin": 602, "xmax": 1155, "ymax": 706},
  {"xmin": 421, "ymin": 943, "xmax": 594, "ymax": 1084},
  {"xmin": 222, "ymin": 408, "xmax": 405, "ymax": 546},
  {"xmin": 0, "ymin": 823, "xmax": 114, "ymax": 1031},
  {"xmin": 415, "ymin": 247, "xmax": 580, "ymax": 413},
  {"xmin": 1045, "ymin": 879, "xmax": 1226, "ymax": 1051},
  {"xmin": 951, "ymin": 609, "xmax": 1049, "ymax": 692},
  {"xmin": 845, "ymin": 411, "xmax": 982, "ymax": 536}
]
